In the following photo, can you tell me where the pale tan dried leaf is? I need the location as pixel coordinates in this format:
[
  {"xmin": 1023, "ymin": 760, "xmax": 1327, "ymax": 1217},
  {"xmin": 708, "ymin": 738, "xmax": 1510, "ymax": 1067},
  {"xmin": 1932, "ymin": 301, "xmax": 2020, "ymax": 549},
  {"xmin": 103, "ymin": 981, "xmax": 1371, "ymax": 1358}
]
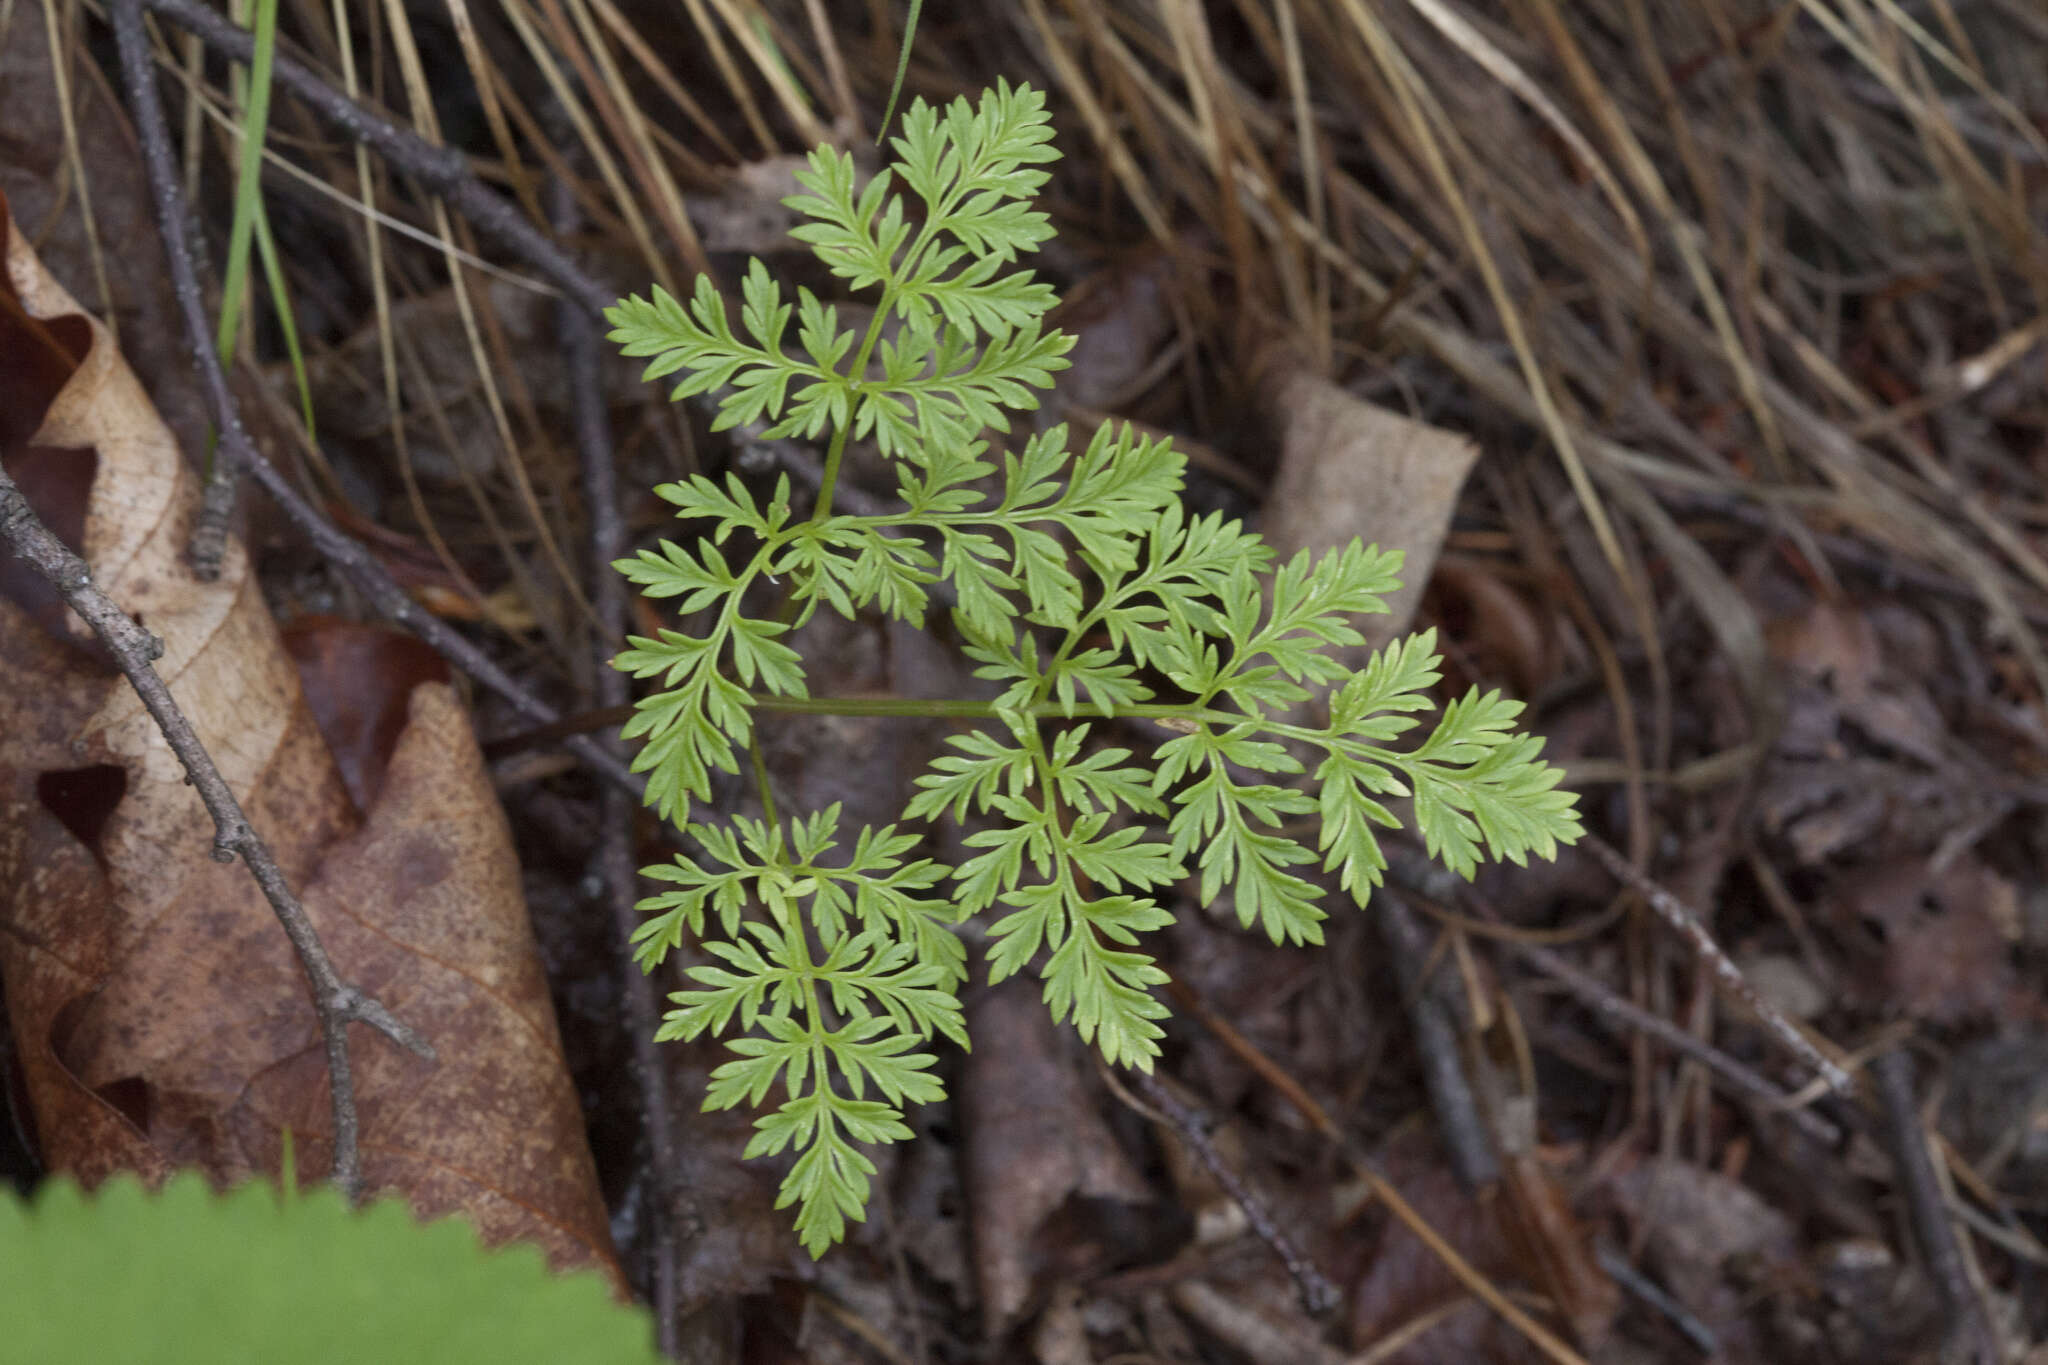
[{"xmin": 1256, "ymin": 348, "xmax": 1479, "ymax": 649}]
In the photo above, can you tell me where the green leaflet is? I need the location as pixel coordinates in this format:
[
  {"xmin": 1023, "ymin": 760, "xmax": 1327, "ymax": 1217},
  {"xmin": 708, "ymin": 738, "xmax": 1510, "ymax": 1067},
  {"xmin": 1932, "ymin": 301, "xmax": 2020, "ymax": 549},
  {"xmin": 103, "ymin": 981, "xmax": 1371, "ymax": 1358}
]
[{"xmin": 606, "ymin": 82, "xmax": 1584, "ymax": 1253}]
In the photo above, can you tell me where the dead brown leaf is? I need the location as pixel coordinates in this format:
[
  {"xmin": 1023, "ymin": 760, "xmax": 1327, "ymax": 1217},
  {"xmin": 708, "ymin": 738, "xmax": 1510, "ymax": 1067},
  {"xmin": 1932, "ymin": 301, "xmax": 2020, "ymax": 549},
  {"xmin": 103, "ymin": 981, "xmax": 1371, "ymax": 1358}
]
[
  {"xmin": 0, "ymin": 2, "xmax": 206, "ymax": 456},
  {"xmin": 1345, "ymin": 1134, "xmax": 1540, "ymax": 1365},
  {"xmin": 1768, "ymin": 600, "xmax": 1949, "ymax": 767},
  {"xmin": 1822, "ymin": 852, "xmax": 2023, "ymax": 1026},
  {"xmin": 1609, "ymin": 1156, "xmax": 1797, "ymax": 1360},
  {"xmin": 959, "ymin": 979, "xmax": 1163, "ymax": 1337},
  {"xmin": 281, "ymin": 618, "xmax": 452, "ymax": 814},
  {"xmin": 0, "ymin": 192, "xmax": 616, "ymax": 1276}
]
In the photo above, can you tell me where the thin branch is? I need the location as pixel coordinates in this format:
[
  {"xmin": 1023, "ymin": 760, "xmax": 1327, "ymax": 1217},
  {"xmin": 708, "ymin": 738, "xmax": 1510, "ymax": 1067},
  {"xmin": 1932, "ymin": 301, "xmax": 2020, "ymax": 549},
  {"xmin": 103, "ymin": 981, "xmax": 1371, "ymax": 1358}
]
[
  {"xmin": 1578, "ymin": 833, "xmax": 1853, "ymax": 1095},
  {"xmin": 1872, "ymin": 1049, "xmax": 2002, "ymax": 1365},
  {"xmin": 107, "ymin": 0, "xmax": 640, "ymax": 800},
  {"xmin": 0, "ymin": 461, "xmax": 433, "ymax": 1202},
  {"xmin": 139, "ymin": 0, "xmax": 615, "ymax": 317},
  {"xmin": 553, "ymin": 175, "xmax": 683, "ymax": 1355},
  {"xmin": 134, "ymin": 0, "xmax": 840, "ymax": 518},
  {"xmin": 109, "ymin": 0, "xmax": 249, "ymax": 579},
  {"xmin": 1382, "ymin": 840, "xmax": 1843, "ymax": 1143},
  {"xmin": 1506, "ymin": 934, "xmax": 1843, "ymax": 1148},
  {"xmin": 1114, "ymin": 1067, "xmax": 1341, "ymax": 1317}
]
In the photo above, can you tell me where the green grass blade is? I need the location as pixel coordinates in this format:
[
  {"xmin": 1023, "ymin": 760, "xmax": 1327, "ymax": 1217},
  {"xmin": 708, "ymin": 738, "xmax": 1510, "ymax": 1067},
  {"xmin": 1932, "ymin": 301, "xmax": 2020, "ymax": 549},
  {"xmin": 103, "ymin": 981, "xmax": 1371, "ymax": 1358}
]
[
  {"xmin": 214, "ymin": 0, "xmax": 279, "ymax": 366},
  {"xmin": 251, "ymin": 199, "xmax": 316, "ymax": 440},
  {"xmin": 877, "ymin": 0, "xmax": 923, "ymax": 143}
]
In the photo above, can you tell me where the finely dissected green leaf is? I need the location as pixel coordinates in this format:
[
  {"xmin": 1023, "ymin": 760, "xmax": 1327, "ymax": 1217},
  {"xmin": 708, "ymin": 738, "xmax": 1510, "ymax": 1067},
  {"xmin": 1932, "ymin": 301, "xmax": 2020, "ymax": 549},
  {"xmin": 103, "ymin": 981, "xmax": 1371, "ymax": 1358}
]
[
  {"xmin": 639, "ymin": 807, "xmax": 965, "ymax": 1252},
  {"xmin": 1042, "ymin": 895, "xmax": 1173, "ymax": 1068},
  {"xmin": 608, "ymin": 80, "xmax": 1582, "ymax": 1255},
  {"xmin": 906, "ymin": 728, "xmax": 1033, "ymax": 823}
]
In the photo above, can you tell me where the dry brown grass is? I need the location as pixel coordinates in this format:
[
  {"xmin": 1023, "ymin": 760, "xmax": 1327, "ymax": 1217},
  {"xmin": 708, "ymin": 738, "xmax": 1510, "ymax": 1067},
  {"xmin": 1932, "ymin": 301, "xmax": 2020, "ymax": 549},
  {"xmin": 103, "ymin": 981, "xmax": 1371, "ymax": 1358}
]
[{"xmin": 121, "ymin": 0, "xmax": 2045, "ymax": 747}]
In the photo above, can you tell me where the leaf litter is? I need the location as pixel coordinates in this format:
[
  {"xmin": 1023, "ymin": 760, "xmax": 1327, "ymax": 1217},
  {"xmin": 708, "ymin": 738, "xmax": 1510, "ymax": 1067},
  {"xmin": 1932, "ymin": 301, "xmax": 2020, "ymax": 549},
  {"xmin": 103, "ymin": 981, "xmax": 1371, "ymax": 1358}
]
[
  {"xmin": 0, "ymin": 192, "xmax": 616, "ymax": 1278},
  {"xmin": 4, "ymin": 1, "xmax": 2048, "ymax": 1361}
]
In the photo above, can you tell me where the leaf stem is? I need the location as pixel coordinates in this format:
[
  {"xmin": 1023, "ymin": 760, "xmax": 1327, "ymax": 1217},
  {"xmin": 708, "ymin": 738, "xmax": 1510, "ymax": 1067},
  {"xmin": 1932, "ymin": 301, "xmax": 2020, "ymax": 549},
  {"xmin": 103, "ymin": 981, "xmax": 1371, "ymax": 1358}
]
[
  {"xmin": 812, "ymin": 283, "xmax": 897, "ymax": 520},
  {"xmin": 811, "ymin": 408, "xmax": 856, "ymax": 522},
  {"xmin": 745, "ymin": 694, "xmax": 1391, "ymax": 756},
  {"xmin": 748, "ymin": 693, "xmax": 1211, "ymax": 722},
  {"xmin": 750, "ymin": 739, "xmax": 781, "ymax": 829}
]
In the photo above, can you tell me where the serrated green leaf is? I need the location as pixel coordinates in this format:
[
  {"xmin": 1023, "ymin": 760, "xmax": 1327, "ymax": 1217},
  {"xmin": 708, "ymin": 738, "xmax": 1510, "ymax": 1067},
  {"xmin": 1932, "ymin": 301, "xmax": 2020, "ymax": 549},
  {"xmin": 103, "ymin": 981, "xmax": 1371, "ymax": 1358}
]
[{"xmin": 0, "ymin": 1175, "xmax": 660, "ymax": 1363}]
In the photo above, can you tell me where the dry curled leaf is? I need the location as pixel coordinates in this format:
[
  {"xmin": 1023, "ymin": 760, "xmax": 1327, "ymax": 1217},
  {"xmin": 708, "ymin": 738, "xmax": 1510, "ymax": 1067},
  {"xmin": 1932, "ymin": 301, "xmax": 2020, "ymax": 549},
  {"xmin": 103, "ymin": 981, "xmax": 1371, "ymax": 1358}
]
[
  {"xmin": 0, "ymin": 5, "xmax": 207, "ymax": 457},
  {"xmin": 0, "ymin": 192, "xmax": 615, "ymax": 1276}
]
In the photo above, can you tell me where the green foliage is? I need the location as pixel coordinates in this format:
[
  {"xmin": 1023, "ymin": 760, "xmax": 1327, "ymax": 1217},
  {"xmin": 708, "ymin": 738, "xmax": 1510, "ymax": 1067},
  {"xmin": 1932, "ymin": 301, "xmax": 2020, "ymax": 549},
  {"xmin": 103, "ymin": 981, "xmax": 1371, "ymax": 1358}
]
[
  {"xmin": 605, "ymin": 82, "xmax": 1583, "ymax": 1255},
  {"xmin": 216, "ymin": 0, "xmax": 315, "ymax": 440},
  {"xmin": 0, "ymin": 1174, "xmax": 660, "ymax": 1363}
]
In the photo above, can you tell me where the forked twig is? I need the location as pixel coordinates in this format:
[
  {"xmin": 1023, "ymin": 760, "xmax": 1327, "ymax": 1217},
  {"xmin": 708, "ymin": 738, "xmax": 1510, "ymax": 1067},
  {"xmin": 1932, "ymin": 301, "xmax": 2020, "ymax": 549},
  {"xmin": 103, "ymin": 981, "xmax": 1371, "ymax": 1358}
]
[
  {"xmin": 100, "ymin": 0, "xmax": 639, "ymax": 1201},
  {"xmin": 0, "ymin": 462, "xmax": 433, "ymax": 1202}
]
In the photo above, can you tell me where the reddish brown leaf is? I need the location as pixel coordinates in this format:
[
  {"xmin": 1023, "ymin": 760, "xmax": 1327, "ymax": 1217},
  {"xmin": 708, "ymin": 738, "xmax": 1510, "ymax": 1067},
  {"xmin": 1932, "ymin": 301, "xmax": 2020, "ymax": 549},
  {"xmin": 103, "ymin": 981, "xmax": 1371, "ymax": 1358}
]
[{"xmin": 282, "ymin": 618, "xmax": 452, "ymax": 814}]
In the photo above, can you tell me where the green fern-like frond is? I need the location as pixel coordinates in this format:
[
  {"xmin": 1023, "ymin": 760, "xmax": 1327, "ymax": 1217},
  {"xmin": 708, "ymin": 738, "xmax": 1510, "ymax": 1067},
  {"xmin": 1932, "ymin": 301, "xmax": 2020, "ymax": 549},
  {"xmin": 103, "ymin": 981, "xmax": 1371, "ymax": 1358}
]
[
  {"xmin": 645, "ymin": 808, "xmax": 962, "ymax": 1257},
  {"xmin": 608, "ymin": 81, "xmax": 1582, "ymax": 1255}
]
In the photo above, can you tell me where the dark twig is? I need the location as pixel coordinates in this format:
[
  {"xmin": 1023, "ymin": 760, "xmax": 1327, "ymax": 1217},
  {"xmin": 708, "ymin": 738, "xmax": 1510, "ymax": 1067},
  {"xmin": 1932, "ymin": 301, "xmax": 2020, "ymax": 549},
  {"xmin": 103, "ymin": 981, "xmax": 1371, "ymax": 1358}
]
[
  {"xmin": 1122, "ymin": 1069, "xmax": 1341, "ymax": 1317},
  {"xmin": 553, "ymin": 178, "xmax": 682, "ymax": 1356},
  {"xmin": 1579, "ymin": 833, "xmax": 1853, "ymax": 1095},
  {"xmin": 1373, "ymin": 890, "xmax": 1499, "ymax": 1190},
  {"xmin": 109, "ymin": 0, "xmax": 249, "ymax": 579},
  {"xmin": 0, "ymin": 462, "xmax": 434, "ymax": 1202},
  {"xmin": 1592, "ymin": 1241, "xmax": 1717, "ymax": 1356},
  {"xmin": 1872, "ymin": 1049, "xmax": 2002, "ymax": 1365},
  {"xmin": 1507, "ymin": 937, "xmax": 1842, "ymax": 1148},
  {"xmin": 108, "ymin": 0, "xmax": 639, "ymax": 800}
]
